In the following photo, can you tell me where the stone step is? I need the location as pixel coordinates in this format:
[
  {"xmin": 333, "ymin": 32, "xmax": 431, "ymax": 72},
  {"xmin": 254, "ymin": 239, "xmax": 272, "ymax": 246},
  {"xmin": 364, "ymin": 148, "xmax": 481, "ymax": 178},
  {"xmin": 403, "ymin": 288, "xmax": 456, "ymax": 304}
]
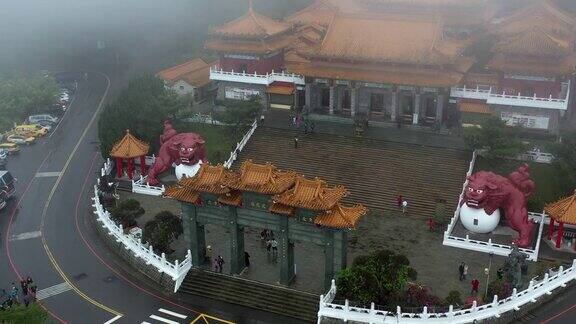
[{"xmin": 181, "ymin": 270, "xmax": 319, "ymax": 322}]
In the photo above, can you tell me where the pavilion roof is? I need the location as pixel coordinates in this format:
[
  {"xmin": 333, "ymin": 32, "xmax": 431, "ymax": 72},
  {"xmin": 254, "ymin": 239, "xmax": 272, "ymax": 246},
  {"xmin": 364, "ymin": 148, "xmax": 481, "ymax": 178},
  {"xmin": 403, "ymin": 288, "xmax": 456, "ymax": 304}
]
[
  {"xmin": 269, "ymin": 202, "xmax": 295, "ymax": 216},
  {"xmin": 287, "ymin": 0, "xmax": 339, "ymax": 26},
  {"xmin": 205, "ymin": 36, "xmax": 294, "ymax": 55},
  {"xmin": 487, "ymin": 53, "xmax": 576, "ymax": 77},
  {"xmin": 227, "ymin": 160, "xmax": 297, "ymax": 195},
  {"xmin": 493, "ymin": 27, "xmax": 570, "ymax": 58},
  {"xmin": 175, "ymin": 163, "xmax": 235, "ymax": 196},
  {"xmin": 164, "ymin": 185, "xmax": 200, "ymax": 205},
  {"xmin": 109, "ymin": 130, "xmax": 149, "ymax": 159},
  {"xmin": 218, "ymin": 191, "xmax": 243, "ymax": 207},
  {"xmin": 314, "ymin": 203, "xmax": 367, "ymax": 229},
  {"xmin": 273, "ymin": 176, "xmax": 347, "ymax": 211},
  {"xmin": 210, "ymin": 7, "xmax": 291, "ymax": 39},
  {"xmin": 544, "ymin": 190, "xmax": 576, "ymax": 225}
]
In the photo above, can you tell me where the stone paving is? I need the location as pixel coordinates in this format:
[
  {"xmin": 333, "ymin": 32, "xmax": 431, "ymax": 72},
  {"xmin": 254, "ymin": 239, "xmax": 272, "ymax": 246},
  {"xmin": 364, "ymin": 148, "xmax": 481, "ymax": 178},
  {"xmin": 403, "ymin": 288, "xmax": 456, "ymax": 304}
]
[{"xmin": 120, "ymin": 191, "xmax": 559, "ymax": 301}]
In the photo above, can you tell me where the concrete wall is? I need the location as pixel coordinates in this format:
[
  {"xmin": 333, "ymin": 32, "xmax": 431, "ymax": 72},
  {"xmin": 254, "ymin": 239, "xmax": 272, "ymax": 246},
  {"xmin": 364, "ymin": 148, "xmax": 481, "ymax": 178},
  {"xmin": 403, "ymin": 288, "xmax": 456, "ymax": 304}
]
[{"xmin": 216, "ymin": 81, "xmax": 268, "ymax": 108}]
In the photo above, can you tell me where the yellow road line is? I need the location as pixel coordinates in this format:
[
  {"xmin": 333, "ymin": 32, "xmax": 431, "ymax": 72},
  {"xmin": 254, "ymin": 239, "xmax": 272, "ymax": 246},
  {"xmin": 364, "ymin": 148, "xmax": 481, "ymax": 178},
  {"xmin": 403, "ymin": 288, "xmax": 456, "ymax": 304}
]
[
  {"xmin": 190, "ymin": 313, "xmax": 236, "ymax": 324},
  {"xmin": 38, "ymin": 71, "xmax": 122, "ymax": 317}
]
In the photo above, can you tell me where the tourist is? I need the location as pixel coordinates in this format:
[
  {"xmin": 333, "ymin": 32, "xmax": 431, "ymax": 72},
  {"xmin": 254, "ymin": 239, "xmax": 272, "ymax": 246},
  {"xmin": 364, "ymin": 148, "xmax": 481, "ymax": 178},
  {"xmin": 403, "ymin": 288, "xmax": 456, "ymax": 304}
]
[
  {"xmin": 260, "ymin": 114, "xmax": 265, "ymax": 124},
  {"xmin": 427, "ymin": 217, "xmax": 435, "ymax": 232},
  {"xmin": 471, "ymin": 278, "xmax": 480, "ymax": 295},
  {"xmin": 294, "ymin": 137, "xmax": 299, "ymax": 149},
  {"xmin": 260, "ymin": 229, "xmax": 267, "ymax": 241},
  {"xmin": 20, "ymin": 279, "xmax": 28, "ymax": 296},
  {"xmin": 310, "ymin": 122, "xmax": 316, "ymax": 134},
  {"xmin": 266, "ymin": 238, "xmax": 272, "ymax": 253},
  {"xmin": 396, "ymin": 195, "xmax": 403, "ymax": 208},
  {"xmin": 271, "ymin": 239, "xmax": 278, "ymax": 255},
  {"xmin": 9, "ymin": 283, "xmax": 18, "ymax": 304},
  {"xmin": 27, "ymin": 277, "xmax": 37, "ymax": 301},
  {"xmin": 401, "ymin": 199, "xmax": 408, "ymax": 214},
  {"xmin": 296, "ymin": 114, "xmax": 303, "ymax": 128},
  {"xmin": 205, "ymin": 245, "xmax": 212, "ymax": 262},
  {"xmin": 459, "ymin": 262, "xmax": 465, "ymax": 281},
  {"xmin": 245, "ymin": 251, "xmax": 251, "ymax": 268},
  {"xmin": 497, "ymin": 268, "xmax": 504, "ymax": 280},
  {"xmin": 213, "ymin": 258, "xmax": 220, "ymax": 272},
  {"xmin": 463, "ymin": 263, "xmax": 469, "ymax": 280},
  {"xmin": 217, "ymin": 255, "xmax": 225, "ymax": 273},
  {"xmin": 292, "ymin": 116, "xmax": 297, "ymax": 127}
]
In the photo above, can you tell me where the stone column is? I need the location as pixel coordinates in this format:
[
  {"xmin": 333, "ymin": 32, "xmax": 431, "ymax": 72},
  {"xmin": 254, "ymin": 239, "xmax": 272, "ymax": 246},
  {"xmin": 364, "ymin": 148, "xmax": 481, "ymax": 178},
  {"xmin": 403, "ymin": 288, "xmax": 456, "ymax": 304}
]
[
  {"xmin": 351, "ymin": 87, "xmax": 358, "ymax": 117},
  {"xmin": 329, "ymin": 86, "xmax": 336, "ymax": 114},
  {"xmin": 436, "ymin": 92, "xmax": 445, "ymax": 123},
  {"xmin": 391, "ymin": 89, "xmax": 398, "ymax": 121},
  {"xmin": 324, "ymin": 230, "xmax": 335, "ymax": 290},
  {"xmin": 182, "ymin": 203, "xmax": 206, "ymax": 267},
  {"xmin": 305, "ymin": 83, "xmax": 312, "ymax": 113},
  {"xmin": 279, "ymin": 216, "xmax": 295, "ymax": 285},
  {"xmin": 413, "ymin": 91, "xmax": 421, "ymax": 125},
  {"xmin": 228, "ymin": 206, "xmax": 245, "ymax": 274}
]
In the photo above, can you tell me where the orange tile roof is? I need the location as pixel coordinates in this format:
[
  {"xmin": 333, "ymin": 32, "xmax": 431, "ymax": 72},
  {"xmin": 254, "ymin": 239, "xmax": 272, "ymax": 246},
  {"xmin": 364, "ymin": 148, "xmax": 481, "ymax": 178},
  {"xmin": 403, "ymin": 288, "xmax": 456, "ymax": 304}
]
[
  {"xmin": 459, "ymin": 101, "xmax": 492, "ymax": 114},
  {"xmin": 177, "ymin": 163, "xmax": 235, "ymax": 195},
  {"xmin": 228, "ymin": 160, "xmax": 296, "ymax": 195},
  {"xmin": 314, "ymin": 203, "xmax": 367, "ymax": 229},
  {"xmin": 164, "ymin": 185, "xmax": 200, "ymax": 205},
  {"xmin": 269, "ymin": 202, "xmax": 295, "ymax": 216},
  {"xmin": 109, "ymin": 130, "xmax": 149, "ymax": 158},
  {"xmin": 273, "ymin": 176, "xmax": 347, "ymax": 211},
  {"xmin": 218, "ymin": 191, "xmax": 243, "ymax": 207},
  {"xmin": 157, "ymin": 58, "xmax": 210, "ymax": 84},
  {"xmin": 287, "ymin": 0, "xmax": 338, "ymax": 26},
  {"xmin": 487, "ymin": 53, "xmax": 576, "ymax": 77},
  {"xmin": 302, "ymin": 13, "xmax": 468, "ymax": 66},
  {"xmin": 286, "ymin": 61, "xmax": 467, "ymax": 88},
  {"xmin": 211, "ymin": 7, "xmax": 291, "ymax": 39},
  {"xmin": 266, "ymin": 83, "xmax": 295, "ymax": 95},
  {"xmin": 544, "ymin": 190, "xmax": 576, "ymax": 225},
  {"xmin": 493, "ymin": 27, "xmax": 570, "ymax": 57},
  {"xmin": 205, "ymin": 36, "xmax": 294, "ymax": 55}
]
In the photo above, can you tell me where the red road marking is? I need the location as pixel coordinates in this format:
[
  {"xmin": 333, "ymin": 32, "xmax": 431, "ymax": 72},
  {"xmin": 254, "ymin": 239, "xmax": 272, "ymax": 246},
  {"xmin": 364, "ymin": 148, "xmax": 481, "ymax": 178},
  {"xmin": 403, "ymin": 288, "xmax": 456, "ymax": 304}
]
[
  {"xmin": 4, "ymin": 152, "xmax": 68, "ymax": 324},
  {"xmin": 541, "ymin": 303, "xmax": 576, "ymax": 323},
  {"xmin": 75, "ymin": 153, "xmax": 207, "ymax": 317}
]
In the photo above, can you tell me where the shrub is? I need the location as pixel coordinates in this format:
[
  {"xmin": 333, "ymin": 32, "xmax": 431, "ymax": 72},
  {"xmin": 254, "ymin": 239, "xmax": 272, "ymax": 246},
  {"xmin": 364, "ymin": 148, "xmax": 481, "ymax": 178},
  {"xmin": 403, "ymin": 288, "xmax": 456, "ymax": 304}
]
[
  {"xmin": 142, "ymin": 211, "xmax": 183, "ymax": 254},
  {"xmin": 445, "ymin": 290, "xmax": 463, "ymax": 306},
  {"xmin": 110, "ymin": 199, "xmax": 145, "ymax": 228}
]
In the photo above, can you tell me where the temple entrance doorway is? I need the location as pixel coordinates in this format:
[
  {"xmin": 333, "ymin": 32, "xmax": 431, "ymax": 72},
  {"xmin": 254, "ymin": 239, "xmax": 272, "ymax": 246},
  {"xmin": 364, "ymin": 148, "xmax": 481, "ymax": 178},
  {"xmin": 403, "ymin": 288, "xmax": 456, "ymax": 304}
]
[
  {"xmin": 204, "ymin": 223, "xmax": 233, "ymax": 274},
  {"xmin": 292, "ymin": 239, "xmax": 325, "ymax": 293},
  {"xmin": 423, "ymin": 96, "xmax": 437, "ymax": 125},
  {"xmin": 370, "ymin": 92, "xmax": 385, "ymax": 119},
  {"xmin": 341, "ymin": 89, "xmax": 351, "ymax": 116},
  {"xmin": 320, "ymin": 88, "xmax": 330, "ymax": 109},
  {"xmin": 237, "ymin": 226, "xmax": 282, "ymax": 286},
  {"xmin": 400, "ymin": 93, "xmax": 414, "ymax": 123}
]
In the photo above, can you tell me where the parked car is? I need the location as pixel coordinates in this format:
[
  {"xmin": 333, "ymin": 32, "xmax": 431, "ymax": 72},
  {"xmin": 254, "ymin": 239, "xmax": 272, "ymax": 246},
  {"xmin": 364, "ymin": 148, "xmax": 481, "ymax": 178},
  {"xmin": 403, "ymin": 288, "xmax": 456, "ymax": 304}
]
[
  {"xmin": 0, "ymin": 170, "xmax": 16, "ymax": 199},
  {"xmin": 0, "ymin": 143, "xmax": 20, "ymax": 154},
  {"xmin": 14, "ymin": 124, "xmax": 48, "ymax": 137},
  {"xmin": 28, "ymin": 114, "xmax": 59, "ymax": 124},
  {"xmin": 6, "ymin": 134, "xmax": 35, "ymax": 145}
]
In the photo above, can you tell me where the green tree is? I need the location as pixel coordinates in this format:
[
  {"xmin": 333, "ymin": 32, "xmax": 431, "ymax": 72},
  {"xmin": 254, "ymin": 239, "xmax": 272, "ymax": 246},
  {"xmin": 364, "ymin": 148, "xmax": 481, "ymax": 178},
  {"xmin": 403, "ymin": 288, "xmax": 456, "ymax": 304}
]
[
  {"xmin": 336, "ymin": 250, "xmax": 417, "ymax": 306},
  {"xmin": 219, "ymin": 96, "xmax": 262, "ymax": 135},
  {"xmin": 98, "ymin": 75, "xmax": 183, "ymax": 157},
  {"xmin": 142, "ymin": 211, "xmax": 183, "ymax": 254},
  {"xmin": 0, "ymin": 303, "xmax": 48, "ymax": 324},
  {"xmin": 110, "ymin": 199, "xmax": 145, "ymax": 228},
  {"xmin": 550, "ymin": 131, "xmax": 576, "ymax": 194},
  {"xmin": 463, "ymin": 117, "xmax": 526, "ymax": 159},
  {"xmin": 444, "ymin": 290, "xmax": 463, "ymax": 307}
]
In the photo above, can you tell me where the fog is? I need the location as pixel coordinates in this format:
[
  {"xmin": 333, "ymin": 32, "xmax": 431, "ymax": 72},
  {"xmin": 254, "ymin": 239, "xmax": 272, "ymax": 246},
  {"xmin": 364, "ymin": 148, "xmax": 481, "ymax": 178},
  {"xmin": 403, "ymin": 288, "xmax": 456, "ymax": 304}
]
[{"xmin": 0, "ymin": 0, "xmax": 310, "ymax": 75}]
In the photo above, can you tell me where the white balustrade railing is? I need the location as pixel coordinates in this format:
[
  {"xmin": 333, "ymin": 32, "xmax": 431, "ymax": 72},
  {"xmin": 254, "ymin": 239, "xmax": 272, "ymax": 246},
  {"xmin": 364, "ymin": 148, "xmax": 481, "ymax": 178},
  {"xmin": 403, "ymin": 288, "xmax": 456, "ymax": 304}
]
[
  {"xmin": 223, "ymin": 118, "xmax": 258, "ymax": 169},
  {"xmin": 101, "ymin": 158, "xmax": 113, "ymax": 177},
  {"xmin": 210, "ymin": 67, "xmax": 305, "ymax": 86},
  {"xmin": 132, "ymin": 175, "xmax": 165, "ymax": 196},
  {"xmin": 450, "ymin": 83, "xmax": 570, "ymax": 111},
  {"xmin": 92, "ymin": 184, "xmax": 191, "ymax": 292},
  {"xmin": 318, "ymin": 260, "xmax": 576, "ymax": 323}
]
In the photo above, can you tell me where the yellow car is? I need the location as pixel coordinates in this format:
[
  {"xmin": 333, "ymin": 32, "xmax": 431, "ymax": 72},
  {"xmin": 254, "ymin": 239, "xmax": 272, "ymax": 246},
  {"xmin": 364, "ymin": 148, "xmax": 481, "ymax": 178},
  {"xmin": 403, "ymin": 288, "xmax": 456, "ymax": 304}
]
[
  {"xmin": 0, "ymin": 142, "xmax": 20, "ymax": 154},
  {"xmin": 14, "ymin": 124, "xmax": 49, "ymax": 137},
  {"xmin": 6, "ymin": 134, "xmax": 35, "ymax": 145}
]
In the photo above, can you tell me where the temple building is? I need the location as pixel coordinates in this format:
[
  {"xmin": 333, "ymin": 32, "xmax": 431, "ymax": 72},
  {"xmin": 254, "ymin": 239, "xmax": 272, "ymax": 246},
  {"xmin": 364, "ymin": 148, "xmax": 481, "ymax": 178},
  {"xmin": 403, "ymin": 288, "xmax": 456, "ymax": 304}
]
[{"xmin": 206, "ymin": 0, "xmax": 575, "ymax": 132}]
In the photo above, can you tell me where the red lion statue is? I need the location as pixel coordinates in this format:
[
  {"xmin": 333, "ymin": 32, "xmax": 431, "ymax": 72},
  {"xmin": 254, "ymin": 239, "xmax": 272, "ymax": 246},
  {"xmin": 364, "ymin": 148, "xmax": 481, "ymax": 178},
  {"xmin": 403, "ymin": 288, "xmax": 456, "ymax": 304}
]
[
  {"xmin": 462, "ymin": 164, "xmax": 535, "ymax": 248},
  {"xmin": 147, "ymin": 120, "xmax": 206, "ymax": 185}
]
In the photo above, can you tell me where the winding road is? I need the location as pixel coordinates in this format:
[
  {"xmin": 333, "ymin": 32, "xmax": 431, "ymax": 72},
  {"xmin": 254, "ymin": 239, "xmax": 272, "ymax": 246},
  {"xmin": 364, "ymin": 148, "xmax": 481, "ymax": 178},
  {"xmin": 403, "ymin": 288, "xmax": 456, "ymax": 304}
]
[{"xmin": 0, "ymin": 72, "xmax": 303, "ymax": 324}]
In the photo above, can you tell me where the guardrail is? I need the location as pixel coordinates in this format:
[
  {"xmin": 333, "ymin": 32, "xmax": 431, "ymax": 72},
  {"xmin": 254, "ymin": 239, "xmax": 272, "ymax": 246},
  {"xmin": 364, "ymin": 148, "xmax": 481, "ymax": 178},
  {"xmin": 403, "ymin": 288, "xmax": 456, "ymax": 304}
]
[
  {"xmin": 92, "ymin": 184, "xmax": 191, "ymax": 292},
  {"xmin": 223, "ymin": 119, "xmax": 258, "ymax": 169},
  {"xmin": 450, "ymin": 85, "xmax": 570, "ymax": 110},
  {"xmin": 210, "ymin": 67, "xmax": 305, "ymax": 86},
  {"xmin": 318, "ymin": 260, "xmax": 576, "ymax": 323},
  {"xmin": 132, "ymin": 175, "xmax": 165, "ymax": 196}
]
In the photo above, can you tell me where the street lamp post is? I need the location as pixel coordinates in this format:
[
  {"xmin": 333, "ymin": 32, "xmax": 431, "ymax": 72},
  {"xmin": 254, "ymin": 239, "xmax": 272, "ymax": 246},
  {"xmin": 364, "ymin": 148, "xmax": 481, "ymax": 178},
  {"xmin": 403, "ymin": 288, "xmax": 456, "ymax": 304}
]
[{"xmin": 485, "ymin": 253, "xmax": 494, "ymax": 298}]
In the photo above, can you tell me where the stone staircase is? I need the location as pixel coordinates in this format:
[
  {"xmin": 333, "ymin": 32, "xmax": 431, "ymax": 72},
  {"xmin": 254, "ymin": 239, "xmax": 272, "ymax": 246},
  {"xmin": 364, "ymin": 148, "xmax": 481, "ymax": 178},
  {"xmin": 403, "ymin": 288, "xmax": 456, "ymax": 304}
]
[
  {"xmin": 180, "ymin": 269, "xmax": 319, "ymax": 322},
  {"xmin": 236, "ymin": 126, "xmax": 470, "ymax": 218}
]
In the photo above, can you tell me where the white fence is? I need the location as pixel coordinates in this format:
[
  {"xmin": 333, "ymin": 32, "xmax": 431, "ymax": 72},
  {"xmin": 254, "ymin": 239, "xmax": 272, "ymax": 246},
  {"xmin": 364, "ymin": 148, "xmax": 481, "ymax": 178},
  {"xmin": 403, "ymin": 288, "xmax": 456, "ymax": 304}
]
[
  {"xmin": 132, "ymin": 175, "xmax": 166, "ymax": 196},
  {"xmin": 223, "ymin": 119, "xmax": 259, "ymax": 169},
  {"xmin": 517, "ymin": 149, "xmax": 554, "ymax": 164},
  {"xmin": 210, "ymin": 67, "xmax": 305, "ymax": 86},
  {"xmin": 442, "ymin": 150, "xmax": 546, "ymax": 261},
  {"xmin": 450, "ymin": 84, "xmax": 570, "ymax": 111},
  {"xmin": 318, "ymin": 259, "xmax": 576, "ymax": 323},
  {"xmin": 93, "ymin": 171, "xmax": 191, "ymax": 292}
]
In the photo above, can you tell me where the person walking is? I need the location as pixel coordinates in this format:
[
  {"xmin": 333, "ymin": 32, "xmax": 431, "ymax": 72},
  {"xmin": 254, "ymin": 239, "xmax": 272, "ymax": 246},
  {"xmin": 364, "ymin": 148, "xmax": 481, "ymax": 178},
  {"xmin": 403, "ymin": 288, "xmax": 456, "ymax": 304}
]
[
  {"xmin": 244, "ymin": 251, "xmax": 251, "ymax": 268},
  {"xmin": 396, "ymin": 195, "xmax": 403, "ymax": 208},
  {"xmin": 217, "ymin": 255, "xmax": 225, "ymax": 273},
  {"xmin": 205, "ymin": 245, "xmax": 212, "ymax": 263},
  {"xmin": 459, "ymin": 262, "xmax": 465, "ymax": 281},
  {"xmin": 213, "ymin": 258, "xmax": 220, "ymax": 272},
  {"xmin": 271, "ymin": 239, "xmax": 278, "ymax": 256},
  {"xmin": 20, "ymin": 279, "xmax": 28, "ymax": 296},
  {"xmin": 401, "ymin": 199, "xmax": 408, "ymax": 214},
  {"xmin": 27, "ymin": 277, "xmax": 37, "ymax": 301},
  {"xmin": 266, "ymin": 238, "xmax": 272, "ymax": 253},
  {"xmin": 471, "ymin": 278, "xmax": 480, "ymax": 296},
  {"xmin": 463, "ymin": 263, "xmax": 469, "ymax": 280},
  {"xmin": 294, "ymin": 137, "xmax": 299, "ymax": 149},
  {"xmin": 10, "ymin": 283, "xmax": 19, "ymax": 304}
]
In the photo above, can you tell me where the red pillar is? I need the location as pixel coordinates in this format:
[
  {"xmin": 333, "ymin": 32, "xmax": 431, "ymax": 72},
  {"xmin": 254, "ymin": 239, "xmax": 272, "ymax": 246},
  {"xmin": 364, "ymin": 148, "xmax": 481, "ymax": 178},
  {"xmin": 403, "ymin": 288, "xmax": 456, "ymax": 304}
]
[
  {"xmin": 555, "ymin": 222, "xmax": 564, "ymax": 249},
  {"xmin": 116, "ymin": 158, "xmax": 123, "ymax": 178},
  {"xmin": 140, "ymin": 155, "xmax": 146, "ymax": 175},
  {"xmin": 127, "ymin": 158, "xmax": 134, "ymax": 180},
  {"xmin": 548, "ymin": 218, "xmax": 555, "ymax": 240}
]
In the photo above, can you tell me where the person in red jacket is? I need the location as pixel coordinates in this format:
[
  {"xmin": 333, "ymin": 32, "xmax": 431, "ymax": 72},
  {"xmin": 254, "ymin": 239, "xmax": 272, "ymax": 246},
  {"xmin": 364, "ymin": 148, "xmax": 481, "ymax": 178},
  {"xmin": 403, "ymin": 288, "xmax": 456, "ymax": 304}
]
[{"xmin": 471, "ymin": 278, "xmax": 480, "ymax": 295}]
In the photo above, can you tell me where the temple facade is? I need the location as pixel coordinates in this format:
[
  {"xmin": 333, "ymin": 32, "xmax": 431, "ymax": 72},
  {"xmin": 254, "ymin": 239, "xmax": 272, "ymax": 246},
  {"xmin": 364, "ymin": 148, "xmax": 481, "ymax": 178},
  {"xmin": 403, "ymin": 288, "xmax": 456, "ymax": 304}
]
[{"xmin": 206, "ymin": 0, "xmax": 576, "ymax": 133}]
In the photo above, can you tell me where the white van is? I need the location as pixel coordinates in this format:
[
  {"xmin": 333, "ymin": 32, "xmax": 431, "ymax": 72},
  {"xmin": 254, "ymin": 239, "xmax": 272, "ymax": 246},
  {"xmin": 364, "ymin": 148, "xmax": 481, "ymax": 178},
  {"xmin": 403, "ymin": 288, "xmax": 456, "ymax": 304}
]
[{"xmin": 28, "ymin": 114, "xmax": 59, "ymax": 124}]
